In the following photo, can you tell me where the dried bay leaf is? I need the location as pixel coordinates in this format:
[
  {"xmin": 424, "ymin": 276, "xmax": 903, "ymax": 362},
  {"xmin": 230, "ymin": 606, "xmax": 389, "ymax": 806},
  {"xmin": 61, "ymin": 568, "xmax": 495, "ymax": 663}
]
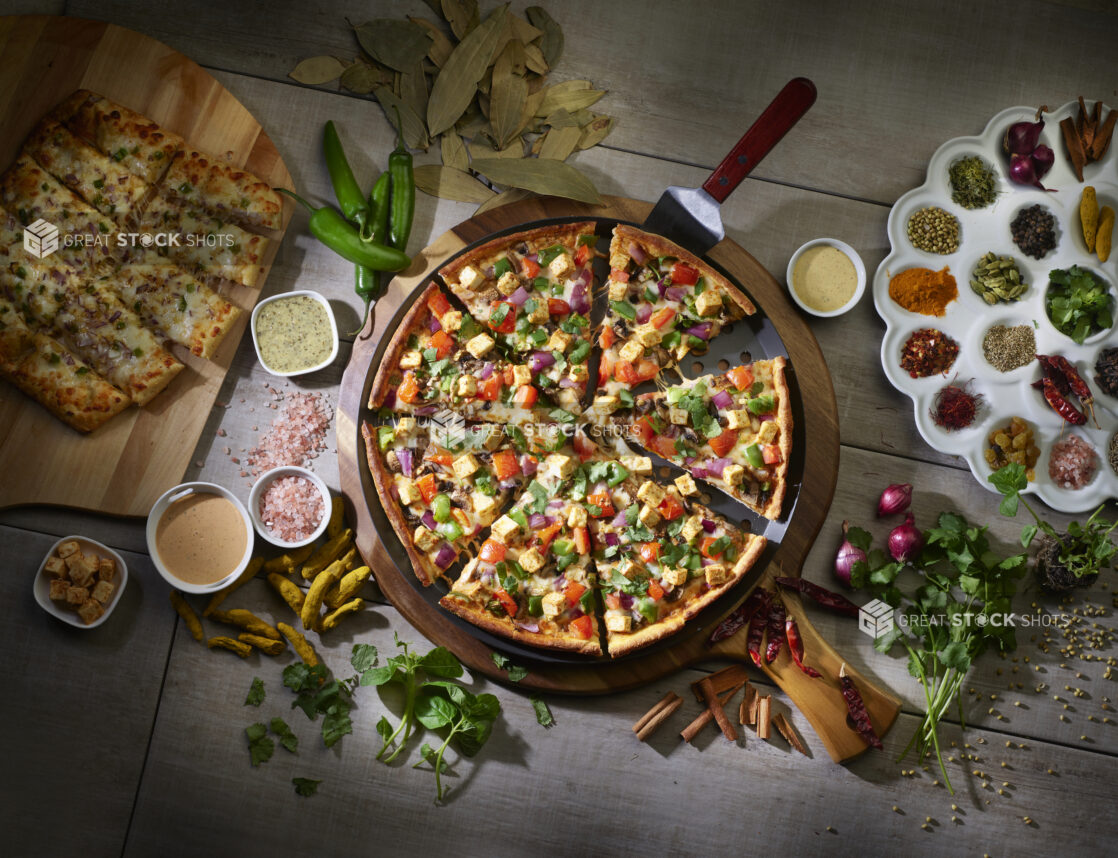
[
  {"xmin": 543, "ymin": 107, "xmax": 578, "ymax": 128},
  {"xmin": 375, "ymin": 86, "xmax": 429, "ymax": 150},
  {"xmin": 538, "ymin": 124, "xmax": 581, "ymax": 161},
  {"xmin": 339, "ymin": 61, "xmax": 390, "ymax": 94},
  {"xmin": 471, "ymin": 157, "xmax": 601, "ymax": 204},
  {"xmin": 409, "ymin": 16, "xmax": 455, "ymax": 67},
  {"xmin": 289, "ymin": 56, "xmax": 346, "ymax": 85},
  {"xmin": 525, "ymin": 6, "xmax": 563, "ymax": 67},
  {"xmin": 400, "ymin": 62, "xmax": 429, "ymax": 124},
  {"xmin": 354, "ymin": 19, "xmax": 431, "ymax": 73},
  {"xmin": 515, "ymin": 89, "xmax": 546, "ymax": 138},
  {"xmin": 537, "ymin": 83, "xmax": 605, "ymax": 117},
  {"xmin": 577, "ymin": 114, "xmax": 614, "ymax": 150},
  {"xmin": 427, "ymin": 5, "xmax": 508, "ymax": 137},
  {"xmin": 470, "ymin": 137, "xmax": 525, "ymax": 159},
  {"xmin": 474, "ymin": 187, "xmax": 532, "ymax": 215},
  {"xmin": 442, "ymin": 0, "xmax": 479, "ymax": 40},
  {"xmin": 509, "ymin": 13, "xmax": 543, "ymax": 45},
  {"xmin": 522, "ymin": 42, "xmax": 548, "ymax": 75},
  {"xmin": 414, "ymin": 165, "xmax": 495, "ymax": 203},
  {"xmin": 440, "ymin": 131, "xmax": 469, "ymax": 172},
  {"xmin": 490, "ymin": 42, "xmax": 528, "ymax": 149}
]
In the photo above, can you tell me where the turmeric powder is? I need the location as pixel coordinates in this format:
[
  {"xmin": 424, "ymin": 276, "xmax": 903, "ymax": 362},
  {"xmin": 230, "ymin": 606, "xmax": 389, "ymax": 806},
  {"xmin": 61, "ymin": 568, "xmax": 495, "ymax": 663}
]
[{"xmin": 888, "ymin": 266, "xmax": 958, "ymax": 316}]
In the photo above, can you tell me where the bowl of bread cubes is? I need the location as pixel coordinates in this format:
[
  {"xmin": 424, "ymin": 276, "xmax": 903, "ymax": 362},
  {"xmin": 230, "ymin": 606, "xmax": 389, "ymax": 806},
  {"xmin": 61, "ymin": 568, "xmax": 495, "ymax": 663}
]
[{"xmin": 34, "ymin": 536, "xmax": 127, "ymax": 628}]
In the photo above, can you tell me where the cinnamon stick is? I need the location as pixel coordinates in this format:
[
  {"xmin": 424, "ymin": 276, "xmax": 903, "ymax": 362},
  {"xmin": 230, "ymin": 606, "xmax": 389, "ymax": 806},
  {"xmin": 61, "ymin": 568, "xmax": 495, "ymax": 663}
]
[
  {"xmin": 757, "ymin": 695, "xmax": 772, "ymax": 740},
  {"xmin": 633, "ymin": 691, "xmax": 681, "ymax": 734},
  {"xmin": 745, "ymin": 684, "xmax": 760, "ymax": 726},
  {"xmin": 773, "ymin": 712, "xmax": 808, "ymax": 755},
  {"xmin": 634, "ymin": 694, "xmax": 683, "ymax": 741},
  {"xmin": 680, "ymin": 686, "xmax": 738, "ymax": 743},
  {"xmin": 690, "ymin": 664, "xmax": 750, "ymax": 704},
  {"xmin": 699, "ymin": 677, "xmax": 738, "ymax": 741}
]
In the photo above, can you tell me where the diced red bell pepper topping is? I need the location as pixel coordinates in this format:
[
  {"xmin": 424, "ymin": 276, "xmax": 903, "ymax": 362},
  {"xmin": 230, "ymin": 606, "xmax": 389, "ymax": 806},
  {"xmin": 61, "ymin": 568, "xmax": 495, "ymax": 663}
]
[
  {"xmin": 514, "ymin": 385, "xmax": 538, "ymax": 408},
  {"xmin": 639, "ymin": 542, "xmax": 660, "ymax": 563},
  {"xmin": 709, "ymin": 428, "xmax": 739, "ymax": 458},
  {"xmin": 478, "ymin": 373, "xmax": 502, "ymax": 401},
  {"xmin": 397, "ymin": 371, "xmax": 420, "ymax": 404},
  {"xmin": 726, "ymin": 365, "xmax": 754, "ymax": 391},
  {"xmin": 670, "ymin": 262, "xmax": 699, "ymax": 286},
  {"xmin": 574, "ymin": 243, "xmax": 592, "ymax": 266},
  {"xmin": 415, "ymin": 474, "xmax": 438, "ymax": 505},
  {"xmin": 491, "ymin": 449, "xmax": 521, "ymax": 481},
  {"xmin": 658, "ymin": 495, "xmax": 684, "ymax": 521},
  {"xmin": 427, "ymin": 291, "xmax": 451, "ymax": 318},
  {"xmin": 762, "ymin": 443, "xmax": 782, "ymax": 465},
  {"xmin": 586, "ymin": 491, "xmax": 615, "ymax": 518},
  {"xmin": 647, "ymin": 580, "xmax": 665, "ymax": 602},
  {"xmin": 494, "ymin": 587, "xmax": 519, "ymax": 618},
  {"xmin": 548, "ymin": 298, "xmax": 571, "ymax": 316},
  {"xmin": 564, "ymin": 581, "xmax": 587, "ymax": 607},
  {"xmin": 489, "ymin": 300, "xmax": 517, "ymax": 333},
  {"xmin": 521, "ymin": 257, "xmax": 541, "ymax": 278},
  {"xmin": 479, "ymin": 538, "xmax": 507, "ymax": 564},
  {"xmin": 650, "ymin": 308, "xmax": 676, "ymax": 329},
  {"xmin": 429, "ymin": 329, "xmax": 455, "ymax": 359},
  {"xmin": 570, "ymin": 614, "xmax": 593, "ymax": 639}
]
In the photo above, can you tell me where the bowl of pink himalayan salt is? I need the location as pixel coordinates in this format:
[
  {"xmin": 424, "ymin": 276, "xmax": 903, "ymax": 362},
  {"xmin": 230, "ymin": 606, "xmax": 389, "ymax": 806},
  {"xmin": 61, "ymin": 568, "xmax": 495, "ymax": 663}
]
[{"xmin": 248, "ymin": 466, "xmax": 330, "ymax": 548}]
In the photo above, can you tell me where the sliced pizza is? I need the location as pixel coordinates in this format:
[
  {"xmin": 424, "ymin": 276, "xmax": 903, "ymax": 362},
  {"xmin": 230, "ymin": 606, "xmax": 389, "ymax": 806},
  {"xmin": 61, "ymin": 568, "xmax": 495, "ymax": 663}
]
[
  {"xmin": 52, "ymin": 90, "xmax": 182, "ymax": 186},
  {"xmin": 368, "ymin": 283, "xmax": 588, "ymax": 426},
  {"xmin": 159, "ymin": 147, "xmax": 283, "ymax": 232},
  {"xmin": 23, "ymin": 118, "xmax": 151, "ymax": 223},
  {"xmin": 0, "ymin": 297, "xmax": 131, "ymax": 432},
  {"xmin": 99, "ymin": 264, "xmax": 242, "ymax": 360},
  {"xmin": 440, "ymin": 445, "xmax": 601, "ymax": 655},
  {"xmin": 626, "ymin": 357, "xmax": 792, "ymax": 520},
  {"xmin": 362, "ymin": 418, "xmax": 532, "ymax": 586},
  {"xmin": 0, "ymin": 214, "xmax": 183, "ymax": 406},
  {"xmin": 591, "ymin": 224, "xmax": 755, "ymax": 417},
  {"xmin": 585, "ymin": 459, "xmax": 766, "ymax": 656},
  {"xmin": 129, "ymin": 193, "xmax": 269, "ymax": 288}
]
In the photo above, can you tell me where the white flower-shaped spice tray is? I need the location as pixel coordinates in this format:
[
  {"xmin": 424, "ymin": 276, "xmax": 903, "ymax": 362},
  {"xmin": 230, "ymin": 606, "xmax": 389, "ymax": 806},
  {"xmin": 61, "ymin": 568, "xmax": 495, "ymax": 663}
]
[{"xmin": 874, "ymin": 101, "xmax": 1118, "ymax": 513}]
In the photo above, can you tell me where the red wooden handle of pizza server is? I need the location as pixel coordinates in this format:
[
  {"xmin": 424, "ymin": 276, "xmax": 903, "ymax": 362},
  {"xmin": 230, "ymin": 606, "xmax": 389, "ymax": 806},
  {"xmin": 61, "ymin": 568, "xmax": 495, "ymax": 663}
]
[{"xmin": 701, "ymin": 77, "xmax": 817, "ymax": 204}]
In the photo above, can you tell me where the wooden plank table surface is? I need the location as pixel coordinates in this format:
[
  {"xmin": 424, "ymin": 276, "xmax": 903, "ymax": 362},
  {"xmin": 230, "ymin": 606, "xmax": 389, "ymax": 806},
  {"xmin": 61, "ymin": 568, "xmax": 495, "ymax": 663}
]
[{"xmin": 2, "ymin": 2, "xmax": 1116, "ymax": 856}]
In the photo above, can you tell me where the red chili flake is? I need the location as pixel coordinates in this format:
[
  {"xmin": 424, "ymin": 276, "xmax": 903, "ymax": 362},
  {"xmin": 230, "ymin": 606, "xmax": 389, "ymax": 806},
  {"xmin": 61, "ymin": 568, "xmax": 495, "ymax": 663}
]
[
  {"xmin": 931, "ymin": 379, "xmax": 983, "ymax": 431},
  {"xmin": 900, "ymin": 328, "xmax": 959, "ymax": 378}
]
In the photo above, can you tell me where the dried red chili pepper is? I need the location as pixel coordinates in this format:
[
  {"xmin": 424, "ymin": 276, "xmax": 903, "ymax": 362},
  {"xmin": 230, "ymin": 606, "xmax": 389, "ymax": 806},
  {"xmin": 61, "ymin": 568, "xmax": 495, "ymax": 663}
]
[
  {"xmin": 708, "ymin": 589, "xmax": 768, "ymax": 645},
  {"xmin": 765, "ymin": 599, "xmax": 786, "ymax": 664},
  {"xmin": 839, "ymin": 665, "xmax": 883, "ymax": 750},
  {"xmin": 785, "ymin": 617, "xmax": 822, "ymax": 678},
  {"xmin": 1039, "ymin": 353, "xmax": 1098, "ymax": 427},
  {"xmin": 773, "ymin": 577, "xmax": 861, "ymax": 617},
  {"xmin": 747, "ymin": 591, "xmax": 771, "ymax": 667},
  {"xmin": 1033, "ymin": 376, "xmax": 1087, "ymax": 425}
]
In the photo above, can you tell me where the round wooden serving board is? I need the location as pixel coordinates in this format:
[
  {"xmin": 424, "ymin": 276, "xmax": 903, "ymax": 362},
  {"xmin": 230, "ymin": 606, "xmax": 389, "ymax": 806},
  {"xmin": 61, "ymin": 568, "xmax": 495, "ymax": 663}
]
[
  {"xmin": 338, "ymin": 195, "xmax": 900, "ymax": 762},
  {"xmin": 0, "ymin": 15, "xmax": 293, "ymax": 516}
]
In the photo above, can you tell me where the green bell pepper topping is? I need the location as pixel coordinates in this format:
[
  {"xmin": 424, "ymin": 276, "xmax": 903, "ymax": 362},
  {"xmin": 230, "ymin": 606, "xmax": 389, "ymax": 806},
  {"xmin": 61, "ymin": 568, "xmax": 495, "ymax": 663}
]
[
  {"xmin": 431, "ymin": 494, "xmax": 452, "ymax": 523},
  {"xmin": 528, "ymin": 595, "xmax": 544, "ymax": 616},
  {"xmin": 377, "ymin": 426, "xmax": 394, "ymax": 451},
  {"xmin": 745, "ymin": 443, "xmax": 764, "ymax": 469}
]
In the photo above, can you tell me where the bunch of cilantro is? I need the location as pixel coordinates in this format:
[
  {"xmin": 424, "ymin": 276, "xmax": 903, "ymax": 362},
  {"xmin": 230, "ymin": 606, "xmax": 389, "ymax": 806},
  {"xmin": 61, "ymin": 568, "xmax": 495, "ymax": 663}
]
[
  {"xmin": 848, "ymin": 511, "xmax": 1027, "ymax": 793},
  {"xmin": 1046, "ymin": 265, "xmax": 1113, "ymax": 344}
]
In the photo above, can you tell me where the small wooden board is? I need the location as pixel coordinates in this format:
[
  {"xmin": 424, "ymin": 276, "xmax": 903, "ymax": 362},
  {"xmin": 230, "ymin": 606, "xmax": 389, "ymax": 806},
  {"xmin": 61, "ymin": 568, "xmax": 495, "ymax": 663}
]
[
  {"xmin": 338, "ymin": 195, "xmax": 900, "ymax": 761},
  {"xmin": 0, "ymin": 16, "xmax": 293, "ymax": 515}
]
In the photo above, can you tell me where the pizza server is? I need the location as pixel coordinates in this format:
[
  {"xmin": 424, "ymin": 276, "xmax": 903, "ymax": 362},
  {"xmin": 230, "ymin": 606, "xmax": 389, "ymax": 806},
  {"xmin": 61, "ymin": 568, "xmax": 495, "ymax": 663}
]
[{"xmin": 642, "ymin": 77, "xmax": 817, "ymax": 256}]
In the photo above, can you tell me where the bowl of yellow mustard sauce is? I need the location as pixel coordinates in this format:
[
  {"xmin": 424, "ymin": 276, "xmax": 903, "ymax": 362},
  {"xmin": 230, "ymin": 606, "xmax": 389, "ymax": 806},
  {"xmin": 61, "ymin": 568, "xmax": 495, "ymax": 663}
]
[
  {"xmin": 785, "ymin": 238, "xmax": 866, "ymax": 318},
  {"xmin": 251, "ymin": 290, "xmax": 339, "ymax": 376}
]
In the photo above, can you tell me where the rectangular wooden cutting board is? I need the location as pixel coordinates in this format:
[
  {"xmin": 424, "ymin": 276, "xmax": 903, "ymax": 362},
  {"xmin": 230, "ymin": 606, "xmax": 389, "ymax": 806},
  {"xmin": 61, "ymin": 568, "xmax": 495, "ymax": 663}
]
[{"xmin": 0, "ymin": 16, "xmax": 293, "ymax": 516}]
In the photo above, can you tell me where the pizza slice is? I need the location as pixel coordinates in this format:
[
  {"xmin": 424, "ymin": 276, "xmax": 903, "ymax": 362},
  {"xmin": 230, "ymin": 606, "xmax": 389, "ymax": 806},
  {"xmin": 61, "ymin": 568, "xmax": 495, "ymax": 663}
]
[
  {"xmin": 128, "ymin": 193, "xmax": 269, "ymax": 288},
  {"xmin": 98, "ymin": 264, "xmax": 242, "ymax": 360},
  {"xmin": 585, "ymin": 459, "xmax": 767, "ymax": 656},
  {"xmin": 362, "ymin": 419, "xmax": 531, "ymax": 586},
  {"xmin": 22, "ymin": 118, "xmax": 151, "ymax": 223},
  {"xmin": 626, "ymin": 357, "xmax": 792, "ymax": 520},
  {"xmin": 369, "ymin": 283, "xmax": 588, "ymax": 426},
  {"xmin": 0, "ymin": 155, "xmax": 119, "ymax": 271},
  {"xmin": 52, "ymin": 90, "xmax": 182, "ymax": 186},
  {"xmin": 0, "ymin": 297, "xmax": 131, "ymax": 433},
  {"xmin": 590, "ymin": 225, "xmax": 756, "ymax": 417},
  {"xmin": 440, "ymin": 444, "xmax": 601, "ymax": 655},
  {"xmin": 159, "ymin": 146, "xmax": 283, "ymax": 232}
]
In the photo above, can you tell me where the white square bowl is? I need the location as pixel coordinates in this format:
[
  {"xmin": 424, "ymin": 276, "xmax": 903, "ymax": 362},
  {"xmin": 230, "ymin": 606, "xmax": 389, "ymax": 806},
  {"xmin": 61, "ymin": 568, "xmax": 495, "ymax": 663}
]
[
  {"xmin": 250, "ymin": 289, "xmax": 339, "ymax": 377},
  {"xmin": 33, "ymin": 535, "xmax": 128, "ymax": 629}
]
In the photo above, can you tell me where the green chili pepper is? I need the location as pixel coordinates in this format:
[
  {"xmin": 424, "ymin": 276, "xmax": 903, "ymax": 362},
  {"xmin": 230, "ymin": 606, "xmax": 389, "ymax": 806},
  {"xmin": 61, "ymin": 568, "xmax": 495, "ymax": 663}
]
[
  {"xmin": 323, "ymin": 121, "xmax": 369, "ymax": 231},
  {"xmin": 279, "ymin": 190, "xmax": 410, "ymax": 271},
  {"xmin": 366, "ymin": 172, "xmax": 390, "ymax": 243},
  {"xmin": 349, "ymin": 173, "xmax": 394, "ymax": 336},
  {"xmin": 387, "ymin": 116, "xmax": 414, "ymax": 252}
]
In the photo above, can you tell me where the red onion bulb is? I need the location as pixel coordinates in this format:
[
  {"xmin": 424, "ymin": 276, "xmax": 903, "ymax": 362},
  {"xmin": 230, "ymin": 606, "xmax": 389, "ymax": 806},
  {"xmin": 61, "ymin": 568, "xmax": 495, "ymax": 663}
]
[
  {"xmin": 834, "ymin": 520, "xmax": 865, "ymax": 587},
  {"xmin": 877, "ymin": 483, "xmax": 913, "ymax": 517},
  {"xmin": 888, "ymin": 512, "xmax": 924, "ymax": 563}
]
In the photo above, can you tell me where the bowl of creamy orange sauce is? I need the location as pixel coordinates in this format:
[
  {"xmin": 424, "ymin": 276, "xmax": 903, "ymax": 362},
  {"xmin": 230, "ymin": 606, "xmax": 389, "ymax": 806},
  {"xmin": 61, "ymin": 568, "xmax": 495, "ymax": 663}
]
[
  {"xmin": 785, "ymin": 238, "xmax": 866, "ymax": 318},
  {"xmin": 146, "ymin": 482, "xmax": 255, "ymax": 594}
]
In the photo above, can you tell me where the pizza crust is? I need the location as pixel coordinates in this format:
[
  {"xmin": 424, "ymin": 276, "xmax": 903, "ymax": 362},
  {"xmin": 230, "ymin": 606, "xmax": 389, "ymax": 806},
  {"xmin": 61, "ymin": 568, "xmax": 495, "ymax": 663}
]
[
  {"xmin": 439, "ymin": 592, "xmax": 602, "ymax": 656},
  {"xmin": 367, "ymin": 281, "xmax": 441, "ymax": 410},
  {"xmin": 361, "ymin": 419, "xmax": 443, "ymax": 587},
  {"xmin": 606, "ymin": 532, "xmax": 767, "ymax": 657},
  {"xmin": 761, "ymin": 355, "xmax": 793, "ymax": 520}
]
